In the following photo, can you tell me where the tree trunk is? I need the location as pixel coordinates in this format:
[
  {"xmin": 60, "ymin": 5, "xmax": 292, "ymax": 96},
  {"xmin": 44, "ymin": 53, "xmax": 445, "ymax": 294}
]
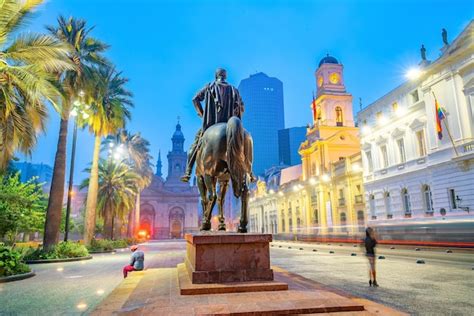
[
  {"xmin": 134, "ymin": 193, "xmax": 141, "ymax": 237},
  {"xmin": 103, "ymin": 205, "xmax": 113, "ymax": 240},
  {"xmin": 127, "ymin": 208, "xmax": 134, "ymax": 238},
  {"xmin": 83, "ymin": 135, "xmax": 101, "ymax": 244},
  {"xmin": 43, "ymin": 117, "xmax": 68, "ymax": 250}
]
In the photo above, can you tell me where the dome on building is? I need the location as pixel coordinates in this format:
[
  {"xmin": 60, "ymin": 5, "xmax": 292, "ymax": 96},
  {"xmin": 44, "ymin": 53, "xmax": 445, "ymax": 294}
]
[
  {"xmin": 172, "ymin": 122, "xmax": 184, "ymax": 140},
  {"xmin": 318, "ymin": 54, "xmax": 339, "ymax": 67}
]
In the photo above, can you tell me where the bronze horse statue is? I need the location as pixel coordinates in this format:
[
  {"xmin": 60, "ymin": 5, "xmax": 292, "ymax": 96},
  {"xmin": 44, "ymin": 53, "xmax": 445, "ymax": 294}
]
[{"xmin": 195, "ymin": 116, "xmax": 253, "ymax": 233}]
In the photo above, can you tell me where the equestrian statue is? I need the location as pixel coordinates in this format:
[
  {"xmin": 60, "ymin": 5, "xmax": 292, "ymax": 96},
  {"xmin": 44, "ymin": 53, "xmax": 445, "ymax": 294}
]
[{"xmin": 181, "ymin": 68, "xmax": 255, "ymax": 233}]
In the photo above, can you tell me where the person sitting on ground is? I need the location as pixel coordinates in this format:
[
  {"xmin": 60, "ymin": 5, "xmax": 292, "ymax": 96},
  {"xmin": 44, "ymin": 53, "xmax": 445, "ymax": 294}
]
[
  {"xmin": 123, "ymin": 245, "xmax": 144, "ymax": 278},
  {"xmin": 364, "ymin": 227, "xmax": 378, "ymax": 287}
]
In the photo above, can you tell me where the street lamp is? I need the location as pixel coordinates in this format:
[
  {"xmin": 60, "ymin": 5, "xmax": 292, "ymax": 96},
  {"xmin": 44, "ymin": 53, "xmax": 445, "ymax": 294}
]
[{"xmin": 64, "ymin": 90, "xmax": 89, "ymax": 241}]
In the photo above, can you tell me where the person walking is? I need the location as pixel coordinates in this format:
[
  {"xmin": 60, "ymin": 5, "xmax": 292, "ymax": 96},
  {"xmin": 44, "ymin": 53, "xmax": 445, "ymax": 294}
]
[
  {"xmin": 365, "ymin": 227, "xmax": 379, "ymax": 287},
  {"xmin": 123, "ymin": 245, "xmax": 144, "ymax": 278}
]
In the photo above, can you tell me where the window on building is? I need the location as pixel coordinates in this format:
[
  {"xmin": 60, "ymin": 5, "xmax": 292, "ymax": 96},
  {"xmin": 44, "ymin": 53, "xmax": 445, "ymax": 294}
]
[
  {"xmin": 335, "ymin": 106, "xmax": 343, "ymax": 126},
  {"xmin": 384, "ymin": 191, "xmax": 392, "ymax": 218},
  {"xmin": 380, "ymin": 145, "xmax": 389, "ymax": 168},
  {"xmin": 281, "ymin": 219, "xmax": 285, "ymax": 233},
  {"xmin": 357, "ymin": 210, "xmax": 365, "ymax": 225},
  {"xmin": 448, "ymin": 189, "xmax": 457, "ymax": 210},
  {"xmin": 416, "ymin": 130, "xmax": 427, "ymax": 157},
  {"xmin": 311, "ymin": 163, "xmax": 316, "ymax": 176},
  {"xmin": 340, "ymin": 212, "xmax": 347, "ymax": 223},
  {"xmin": 401, "ymin": 188, "xmax": 411, "ymax": 215},
  {"xmin": 297, "ymin": 217, "xmax": 301, "ymax": 229},
  {"xmin": 365, "ymin": 151, "xmax": 373, "ymax": 172},
  {"xmin": 376, "ymin": 111, "xmax": 383, "ymax": 120},
  {"xmin": 313, "ymin": 208, "xmax": 319, "ymax": 224},
  {"xmin": 288, "ymin": 218, "xmax": 293, "ymax": 232},
  {"xmin": 397, "ymin": 138, "xmax": 406, "ymax": 163},
  {"xmin": 423, "ymin": 185, "xmax": 433, "ymax": 212},
  {"xmin": 369, "ymin": 194, "xmax": 376, "ymax": 218},
  {"xmin": 410, "ymin": 90, "xmax": 420, "ymax": 103}
]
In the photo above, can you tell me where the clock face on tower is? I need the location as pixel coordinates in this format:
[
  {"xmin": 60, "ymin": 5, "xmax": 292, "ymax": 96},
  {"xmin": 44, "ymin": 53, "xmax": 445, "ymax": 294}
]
[
  {"xmin": 329, "ymin": 72, "xmax": 340, "ymax": 84},
  {"xmin": 317, "ymin": 75, "xmax": 323, "ymax": 87}
]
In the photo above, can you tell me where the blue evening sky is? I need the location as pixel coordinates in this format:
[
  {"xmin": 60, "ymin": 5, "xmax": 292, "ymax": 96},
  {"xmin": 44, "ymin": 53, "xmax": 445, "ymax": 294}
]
[{"xmin": 21, "ymin": 0, "xmax": 473, "ymax": 181}]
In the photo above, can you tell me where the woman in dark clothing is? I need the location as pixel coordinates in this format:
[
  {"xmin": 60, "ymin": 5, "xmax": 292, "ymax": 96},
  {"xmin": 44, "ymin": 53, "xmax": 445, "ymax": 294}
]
[{"xmin": 365, "ymin": 227, "xmax": 379, "ymax": 287}]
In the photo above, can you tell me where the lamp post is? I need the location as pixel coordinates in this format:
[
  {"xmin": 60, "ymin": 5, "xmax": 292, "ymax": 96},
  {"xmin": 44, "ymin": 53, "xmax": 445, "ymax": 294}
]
[{"xmin": 64, "ymin": 91, "xmax": 89, "ymax": 241}]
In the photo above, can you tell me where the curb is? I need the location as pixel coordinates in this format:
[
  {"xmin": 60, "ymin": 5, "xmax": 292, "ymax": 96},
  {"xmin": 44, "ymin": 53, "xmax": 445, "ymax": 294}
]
[
  {"xmin": 0, "ymin": 271, "xmax": 35, "ymax": 283},
  {"xmin": 25, "ymin": 255, "xmax": 93, "ymax": 264},
  {"xmin": 89, "ymin": 250, "xmax": 116, "ymax": 254}
]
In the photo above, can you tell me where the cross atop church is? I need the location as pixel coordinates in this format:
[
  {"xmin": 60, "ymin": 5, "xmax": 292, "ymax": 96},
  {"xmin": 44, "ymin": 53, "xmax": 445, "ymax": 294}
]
[{"xmin": 177, "ymin": 115, "xmax": 180, "ymax": 124}]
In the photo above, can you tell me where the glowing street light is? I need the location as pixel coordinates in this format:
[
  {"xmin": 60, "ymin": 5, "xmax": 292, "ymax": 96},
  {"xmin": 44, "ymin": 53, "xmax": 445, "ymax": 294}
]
[
  {"xmin": 321, "ymin": 174, "xmax": 330, "ymax": 183},
  {"xmin": 65, "ymin": 92, "xmax": 90, "ymax": 241}
]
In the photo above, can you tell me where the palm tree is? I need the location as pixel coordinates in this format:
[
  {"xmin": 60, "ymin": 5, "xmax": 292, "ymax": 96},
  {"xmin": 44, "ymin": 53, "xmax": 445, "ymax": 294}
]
[
  {"xmin": 82, "ymin": 66, "xmax": 133, "ymax": 244},
  {"xmin": 81, "ymin": 159, "xmax": 139, "ymax": 239},
  {"xmin": 0, "ymin": 0, "xmax": 74, "ymax": 170},
  {"xmin": 105, "ymin": 130, "xmax": 153, "ymax": 236},
  {"xmin": 43, "ymin": 16, "xmax": 108, "ymax": 250}
]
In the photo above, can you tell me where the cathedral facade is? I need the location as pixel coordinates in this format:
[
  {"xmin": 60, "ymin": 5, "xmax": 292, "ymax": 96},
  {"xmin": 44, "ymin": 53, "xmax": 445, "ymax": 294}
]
[{"xmin": 139, "ymin": 122, "xmax": 200, "ymax": 239}]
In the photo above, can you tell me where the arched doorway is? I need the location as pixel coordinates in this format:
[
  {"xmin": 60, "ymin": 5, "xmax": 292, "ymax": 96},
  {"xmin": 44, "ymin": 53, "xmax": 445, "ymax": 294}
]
[
  {"xmin": 169, "ymin": 207, "xmax": 185, "ymax": 239},
  {"xmin": 139, "ymin": 204, "xmax": 155, "ymax": 238}
]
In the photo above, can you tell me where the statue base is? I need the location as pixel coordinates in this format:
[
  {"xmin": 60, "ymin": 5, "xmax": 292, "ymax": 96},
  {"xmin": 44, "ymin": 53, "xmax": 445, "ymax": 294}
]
[{"xmin": 184, "ymin": 232, "xmax": 274, "ymax": 284}]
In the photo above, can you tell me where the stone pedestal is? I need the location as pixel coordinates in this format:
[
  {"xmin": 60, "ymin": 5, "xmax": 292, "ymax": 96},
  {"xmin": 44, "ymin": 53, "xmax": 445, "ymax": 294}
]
[{"xmin": 184, "ymin": 233, "xmax": 274, "ymax": 284}]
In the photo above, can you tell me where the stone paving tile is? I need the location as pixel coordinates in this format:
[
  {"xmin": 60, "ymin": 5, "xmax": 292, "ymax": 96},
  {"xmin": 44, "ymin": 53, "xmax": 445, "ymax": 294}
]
[{"xmin": 91, "ymin": 266, "xmax": 403, "ymax": 315}]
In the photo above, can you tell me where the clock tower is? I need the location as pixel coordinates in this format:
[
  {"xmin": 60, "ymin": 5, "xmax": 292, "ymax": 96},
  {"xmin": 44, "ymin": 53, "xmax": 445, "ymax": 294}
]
[{"xmin": 312, "ymin": 54, "xmax": 354, "ymax": 128}]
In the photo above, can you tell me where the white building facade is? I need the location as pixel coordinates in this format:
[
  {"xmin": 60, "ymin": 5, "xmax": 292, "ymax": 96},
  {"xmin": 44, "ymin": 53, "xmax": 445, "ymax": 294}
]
[{"xmin": 358, "ymin": 22, "xmax": 474, "ymax": 226}]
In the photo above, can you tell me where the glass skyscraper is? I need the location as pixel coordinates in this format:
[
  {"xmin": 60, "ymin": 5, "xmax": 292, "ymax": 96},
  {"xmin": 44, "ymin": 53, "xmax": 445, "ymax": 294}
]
[
  {"xmin": 239, "ymin": 72, "xmax": 284, "ymax": 176},
  {"xmin": 278, "ymin": 126, "xmax": 307, "ymax": 166}
]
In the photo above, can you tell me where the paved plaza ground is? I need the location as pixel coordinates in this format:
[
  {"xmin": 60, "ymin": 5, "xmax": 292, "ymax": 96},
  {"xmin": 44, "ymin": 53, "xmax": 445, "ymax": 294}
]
[{"xmin": 1, "ymin": 240, "xmax": 473, "ymax": 315}]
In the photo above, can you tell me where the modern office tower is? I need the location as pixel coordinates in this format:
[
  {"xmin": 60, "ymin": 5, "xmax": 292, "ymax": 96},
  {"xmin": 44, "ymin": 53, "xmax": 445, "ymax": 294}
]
[{"xmin": 278, "ymin": 126, "xmax": 307, "ymax": 166}]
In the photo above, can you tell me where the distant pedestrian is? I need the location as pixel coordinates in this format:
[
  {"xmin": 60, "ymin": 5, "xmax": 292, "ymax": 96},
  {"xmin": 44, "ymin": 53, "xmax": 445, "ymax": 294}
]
[
  {"xmin": 123, "ymin": 245, "xmax": 144, "ymax": 278},
  {"xmin": 364, "ymin": 227, "xmax": 378, "ymax": 287}
]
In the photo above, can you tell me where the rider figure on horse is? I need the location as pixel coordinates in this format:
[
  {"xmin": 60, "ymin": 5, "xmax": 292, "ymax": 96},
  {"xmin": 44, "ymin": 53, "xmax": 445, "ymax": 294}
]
[{"xmin": 181, "ymin": 68, "xmax": 248, "ymax": 183}]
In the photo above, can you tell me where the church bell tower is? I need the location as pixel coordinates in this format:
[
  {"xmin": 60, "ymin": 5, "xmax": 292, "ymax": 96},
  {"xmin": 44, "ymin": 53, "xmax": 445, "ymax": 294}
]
[
  {"xmin": 312, "ymin": 54, "xmax": 354, "ymax": 129},
  {"xmin": 166, "ymin": 120, "xmax": 188, "ymax": 186}
]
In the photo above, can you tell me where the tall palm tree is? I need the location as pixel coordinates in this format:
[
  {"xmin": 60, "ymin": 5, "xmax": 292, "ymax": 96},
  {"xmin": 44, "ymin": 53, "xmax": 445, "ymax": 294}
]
[
  {"xmin": 43, "ymin": 16, "xmax": 108, "ymax": 250},
  {"xmin": 0, "ymin": 0, "xmax": 74, "ymax": 170},
  {"xmin": 82, "ymin": 66, "xmax": 133, "ymax": 244},
  {"xmin": 105, "ymin": 130, "xmax": 153, "ymax": 236},
  {"xmin": 81, "ymin": 159, "xmax": 139, "ymax": 239}
]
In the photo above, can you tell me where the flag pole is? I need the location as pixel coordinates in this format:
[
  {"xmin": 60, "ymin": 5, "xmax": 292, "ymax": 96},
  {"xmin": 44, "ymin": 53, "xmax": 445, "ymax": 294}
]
[{"xmin": 432, "ymin": 91, "xmax": 459, "ymax": 156}]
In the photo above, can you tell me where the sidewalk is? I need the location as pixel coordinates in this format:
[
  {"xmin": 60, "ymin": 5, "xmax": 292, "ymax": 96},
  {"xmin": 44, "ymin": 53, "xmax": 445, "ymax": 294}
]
[{"xmin": 92, "ymin": 265, "xmax": 407, "ymax": 315}]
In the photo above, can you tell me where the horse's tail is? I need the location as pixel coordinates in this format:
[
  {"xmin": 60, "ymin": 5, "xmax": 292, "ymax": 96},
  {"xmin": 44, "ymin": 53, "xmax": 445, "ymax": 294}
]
[{"xmin": 226, "ymin": 117, "xmax": 246, "ymax": 198}]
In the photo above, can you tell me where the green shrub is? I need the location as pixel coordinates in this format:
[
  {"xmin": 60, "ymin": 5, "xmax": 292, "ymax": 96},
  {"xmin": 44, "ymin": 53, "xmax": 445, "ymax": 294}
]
[
  {"xmin": 112, "ymin": 239, "xmax": 128, "ymax": 249},
  {"xmin": 87, "ymin": 239, "xmax": 115, "ymax": 252},
  {"xmin": 0, "ymin": 246, "xmax": 31, "ymax": 277},
  {"xmin": 24, "ymin": 241, "xmax": 89, "ymax": 260}
]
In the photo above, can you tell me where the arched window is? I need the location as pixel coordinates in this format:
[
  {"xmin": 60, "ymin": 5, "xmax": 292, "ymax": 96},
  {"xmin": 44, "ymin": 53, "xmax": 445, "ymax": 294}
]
[
  {"xmin": 423, "ymin": 185, "xmax": 433, "ymax": 213},
  {"xmin": 369, "ymin": 194, "xmax": 376, "ymax": 219},
  {"xmin": 335, "ymin": 106, "xmax": 343, "ymax": 126},
  {"xmin": 340, "ymin": 212, "xmax": 347, "ymax": 232},
  {"xmin": 402, "ymin": 188, "xmax": 411, "ymax": 216},
  {"xmin": 340, "ymin": 212, "xmax": 347, "ymax": 224},
  {"xmin": 313, "ymin": 208, "xmax": 319, "ymax": 224}
]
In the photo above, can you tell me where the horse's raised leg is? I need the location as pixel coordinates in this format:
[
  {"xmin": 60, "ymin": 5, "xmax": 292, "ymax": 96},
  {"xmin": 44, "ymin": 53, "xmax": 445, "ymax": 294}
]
[
  {"xmin": 217, "ymin": 180, "xmax": 229, "ymax": 231},
  {"xmin": 204, "ymin": 175, "xmax": 218, "ymax": 227},
  {"xmin": 238, "ymin": 182, "xmax": 249, "ymax": 233},
  {"xmin": 197, "ymin": 176, "xmax": 211, "ymax": 231}
]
